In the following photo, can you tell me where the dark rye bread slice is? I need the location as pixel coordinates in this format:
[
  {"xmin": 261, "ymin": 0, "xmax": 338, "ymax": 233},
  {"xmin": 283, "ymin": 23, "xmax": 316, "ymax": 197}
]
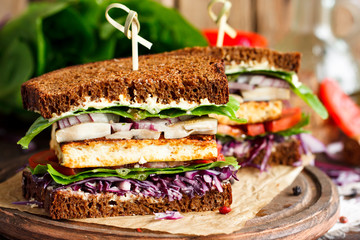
[
  {"xmin": 22, "ymin": 170, "xmax": 232, "ymax": 220},
  {"xmin": 22, "ymin": 53, "xmax": 228, "ymax": 119},
  {"xmin": 169, "ymin": 46, "xmax": 301, "ymax": 73},
  {"xmin": 237, "ymin": 138, "xmax": 301, "ymax": 166}
]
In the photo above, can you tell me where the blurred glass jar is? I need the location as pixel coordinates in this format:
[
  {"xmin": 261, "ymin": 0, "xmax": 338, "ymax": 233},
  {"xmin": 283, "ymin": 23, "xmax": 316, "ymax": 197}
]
[{"xmin": 274, "ymin": 0, "xmax": 360, "ymax": 95}]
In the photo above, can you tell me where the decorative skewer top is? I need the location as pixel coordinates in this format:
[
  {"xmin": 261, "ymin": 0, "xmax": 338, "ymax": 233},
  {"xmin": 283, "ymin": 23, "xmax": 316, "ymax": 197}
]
[
  {"xmin": 105, "ymin": 3, "xmax": 152, "ymax": 70},
  {"xmin": 208, "ymin": 0, "xmax": 236, "ymax": 47}
]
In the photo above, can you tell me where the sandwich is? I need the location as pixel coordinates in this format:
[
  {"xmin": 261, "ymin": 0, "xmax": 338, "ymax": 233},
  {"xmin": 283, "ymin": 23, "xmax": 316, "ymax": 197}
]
[
  {"xmin": 169, "ymin": 46, "xmax": 328, "ymax": 170},
  {"xmin": 18, "ymin": 53, "xmax": 242, "ymax": 219}
]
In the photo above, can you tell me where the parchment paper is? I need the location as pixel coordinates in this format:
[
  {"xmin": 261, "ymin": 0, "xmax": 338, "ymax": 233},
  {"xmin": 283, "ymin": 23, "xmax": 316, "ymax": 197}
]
[{"xmin": 0, "ymin": 164, "xmax": 305, "ymax": 236}]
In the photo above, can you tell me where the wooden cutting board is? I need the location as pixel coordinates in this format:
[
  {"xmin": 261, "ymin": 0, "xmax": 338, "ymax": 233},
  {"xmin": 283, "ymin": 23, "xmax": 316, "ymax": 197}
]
[{"xmin": 0, "ymin": 155, "xmax": 339, "ymax": 240}]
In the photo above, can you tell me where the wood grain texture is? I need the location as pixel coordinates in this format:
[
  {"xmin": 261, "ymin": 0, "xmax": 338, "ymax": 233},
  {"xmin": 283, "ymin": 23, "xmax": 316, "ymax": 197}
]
[{"xmin": 0, "ymin": 154, "xmax": 339, "ymax": 240}]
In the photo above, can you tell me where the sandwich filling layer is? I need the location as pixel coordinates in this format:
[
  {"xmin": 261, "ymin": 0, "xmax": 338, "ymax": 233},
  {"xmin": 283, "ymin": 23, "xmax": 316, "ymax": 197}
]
[
  {"xmin": 224, "ymin": 67, "xmax": 327, "ymax": 119},
  {"xmin": 49, "ymin": 113, "xmax": 219, "ymax": 168}
]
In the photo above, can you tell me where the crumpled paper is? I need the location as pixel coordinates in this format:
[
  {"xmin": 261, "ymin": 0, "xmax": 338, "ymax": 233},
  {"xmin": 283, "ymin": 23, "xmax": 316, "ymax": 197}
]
[
  {"xmin": 0, "ymin": 164, "xmax": 304, "ymax": 236},
  {"xmin": 320, "ymin": 183, "xmax": 360, "ymax": 239}
]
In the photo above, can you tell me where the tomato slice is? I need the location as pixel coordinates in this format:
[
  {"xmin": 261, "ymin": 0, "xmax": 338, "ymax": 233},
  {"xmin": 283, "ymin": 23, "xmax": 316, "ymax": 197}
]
[
  {"xmin": 245, "ymin": 123, "xmax": 266, "ymax": 136},
  {"xmin": 319, "ymin": 78, "xmax": 360, "ymax": 138},
  {"xmin": 28, "ymin": 150, "xmax": 57, "ymax": 169},
  {"xmin": 192, "ymin": 160, "xmax": 214, "ymax": 164},
  {"xmin": 217, "ymin": 153, "xmax": 225, "ymax": 162},
  {"xmin": 265, "ymin": 107, "xmax": 302, "ymax": 133},
  {"xmin": 216, "ymin": 143, "xmax": 222, "ymax": 155},
  {"xmin": 217, "ymin": 124, "xmax": 245, "ymax": 138},
  {"xmin": 202, "ymin": 29, "xmax": 268, "ymax": 47},
  {"xmin": 29, "ymin": 150, "xmax": 76, "ymax": 176}
]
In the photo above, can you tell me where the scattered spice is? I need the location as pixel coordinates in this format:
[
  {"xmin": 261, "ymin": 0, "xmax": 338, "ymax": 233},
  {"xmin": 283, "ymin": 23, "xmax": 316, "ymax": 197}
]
[
  {"xmin": 137, "ymin": 228, "xmax": 142, "ymax": 233},
  {"xmin": 292, "ymin": 186, "xmax": 302, "ymax": 196},
  {"xmin": 345, "ymin": 188, "xmax": 357, "ymax": 198},
  {"xmin": 219, "ymin": 206, "xmax": 231, "ymax": 214},
  {"xmin": 339, "ymin": 216, "xmax": 348, "ymax": 224}
]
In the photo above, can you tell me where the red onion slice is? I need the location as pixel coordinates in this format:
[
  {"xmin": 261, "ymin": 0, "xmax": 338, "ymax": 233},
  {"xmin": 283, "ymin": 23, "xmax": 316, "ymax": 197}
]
[
  {"xmin": 111, "ymin": 123, "xmax": 133, "ymax": 132},
  {"xmin": 58, "ymin": 114, "xmax": 91, "ymax": 129},
  {"xmin": 65, "ymin": 118, "xmax": 71, "ymax": 127},
  {"xmin": 228, "ymin": 82, "xmax": 255, "ymax": 91},
  {"xmin": 133, "ymin": 118, "xmax": 170, "ymax": 131},
  {"xmin": 67, "ymin": 116, "xmax": 81, "ymax": 125},
  {"xmin": 58, "ymin": 119, "xmax": 66, "ymax": 129},
  {"xmin": 57, "ymin": 114, "xmax": 121, "ymax": 129},
  {"xmin": 77, "ymin": 114, "xmax": 92, "ymax": 123},
  {"xmin": 249, "ymin": 75, "xmax": 289, "ymax": 89},
  {"xmin": 233, "ymin": 75, "xmax": 290, "ymax": 91}
]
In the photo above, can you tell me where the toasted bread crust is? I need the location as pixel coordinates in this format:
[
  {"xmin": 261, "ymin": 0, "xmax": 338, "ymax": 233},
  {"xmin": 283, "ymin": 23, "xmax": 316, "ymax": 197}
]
[
  {"xmin": 22, "ymin": 54, "xmax": 228, "ymax": 119},
  {"xmin": 22, "ymin": 170, "xmax": 232, "ymax": 220},
  {"xmin": 170, "ymin": 46, "xmax": 301, "ymax": 73}
]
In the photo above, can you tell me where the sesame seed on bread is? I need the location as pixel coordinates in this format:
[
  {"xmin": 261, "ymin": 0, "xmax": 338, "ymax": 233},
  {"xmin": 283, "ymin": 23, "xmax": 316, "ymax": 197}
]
[{"xmin": 21, "ymin": 53, "xmax": 229, "ymax": 119}]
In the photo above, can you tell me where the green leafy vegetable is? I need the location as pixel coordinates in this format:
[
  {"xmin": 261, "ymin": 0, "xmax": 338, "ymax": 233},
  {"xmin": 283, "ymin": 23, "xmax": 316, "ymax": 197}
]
[
  {"xmin": 31, "ymin": 157, "xmax": 239, "ymax": 185},
  {"xmin": 17, "ymin": 117, "xmax": 54, "ymax": 149},
  {"xmin": 226, "ymin": 69, "xmax": 329, "ymax": 119},
  {"xmin": 17, "ymin": 96, "xmax": 245, "ymax": 149}
]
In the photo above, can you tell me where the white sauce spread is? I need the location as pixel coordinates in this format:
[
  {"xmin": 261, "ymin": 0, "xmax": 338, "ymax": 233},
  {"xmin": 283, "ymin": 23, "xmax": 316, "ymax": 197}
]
[
  {"xmin": 225, "ymin": 60, "xmax": 301, "ymax": 88},
  {"xmin": 49, "ymin": 95, "xmax": 214, "ymax": 121}
]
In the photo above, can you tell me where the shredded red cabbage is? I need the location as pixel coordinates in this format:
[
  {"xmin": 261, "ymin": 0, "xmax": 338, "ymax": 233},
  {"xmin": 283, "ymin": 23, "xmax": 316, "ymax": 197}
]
[
  {"xmin": 297, "ymin": 133, "xmax": 326, "ymax": 154},
  {"xmin": 315, "ymin": 161, "xmax": 360, "ymax": 186},
  {"xmin": 154, "ymin": 211, "xmax": 183, "ymax": 220},
  {"xmin": 219, "ymin": 134, "xmax": 310, "ymax": 171},
  {"xmin": 297, "ymin": 134, "xmax": 344, "ymax": 160},
  {"xmin": 30, "ymin": 166, "xmax": 237, "ymax": 201},
  {"xmin": 12, "ymin": 200, "xmax": 44, "ymax": 208}
]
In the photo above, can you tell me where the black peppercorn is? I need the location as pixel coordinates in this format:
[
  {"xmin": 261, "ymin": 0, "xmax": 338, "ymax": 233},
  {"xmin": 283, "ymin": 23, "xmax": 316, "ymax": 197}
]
[
  {"xmin": 346, "ymin": 188, "xmax": 357, "ymax": 198},
  {"xmin": 292, "ymin": 186, "xmax": 302, "ymax": 196}
]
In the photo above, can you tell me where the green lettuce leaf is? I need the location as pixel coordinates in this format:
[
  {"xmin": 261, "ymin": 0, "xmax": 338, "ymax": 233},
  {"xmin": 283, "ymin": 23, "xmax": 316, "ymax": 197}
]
[
  {"xmin": 31, "ymin": 157, "xmax": 239, "ymax": 185},
  {"xmin": 226, "ymin": 69, "xmax": 328, "ymax": 119},
  {"xmin": 17, "ymin": 117, "xmax": 54, "ymax": 149},
  {"xmin": 17, "ymin": 96, "xmax": 245, "ymax": 149}
]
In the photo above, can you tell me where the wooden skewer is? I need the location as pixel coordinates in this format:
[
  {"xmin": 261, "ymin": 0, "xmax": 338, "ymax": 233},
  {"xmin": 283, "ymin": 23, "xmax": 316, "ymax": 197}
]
[{"xmin": 132, "ymin": 22, "xmax": 138, "ymax": 71}]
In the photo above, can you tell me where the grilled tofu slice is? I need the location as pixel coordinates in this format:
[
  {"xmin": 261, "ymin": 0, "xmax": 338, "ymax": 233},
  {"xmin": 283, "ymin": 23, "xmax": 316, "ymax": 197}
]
[
  {"xmin": 50, "ymin": 135, "xmax": 217, "ymax": 168},
  {"xmin": 212, "ymin": 100, "xmax": 283, "ymax": 125}
]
